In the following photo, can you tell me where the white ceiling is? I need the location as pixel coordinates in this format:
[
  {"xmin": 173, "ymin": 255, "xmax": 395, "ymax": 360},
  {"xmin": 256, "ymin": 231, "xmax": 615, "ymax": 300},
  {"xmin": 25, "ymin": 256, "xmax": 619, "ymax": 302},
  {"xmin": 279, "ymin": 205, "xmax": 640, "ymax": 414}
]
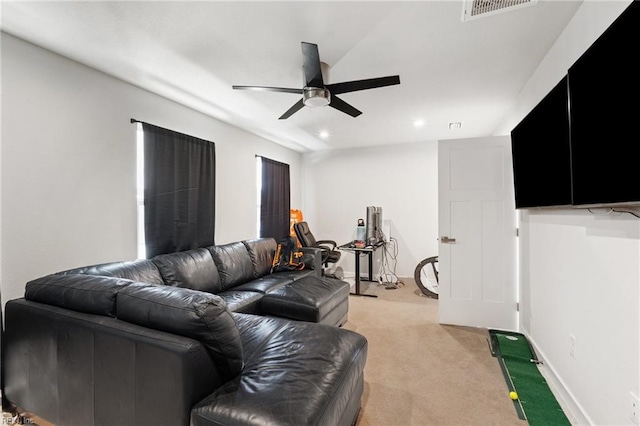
[{"xmin": 1, "ymin": 0, "xmax": 582, "ymax": 152}]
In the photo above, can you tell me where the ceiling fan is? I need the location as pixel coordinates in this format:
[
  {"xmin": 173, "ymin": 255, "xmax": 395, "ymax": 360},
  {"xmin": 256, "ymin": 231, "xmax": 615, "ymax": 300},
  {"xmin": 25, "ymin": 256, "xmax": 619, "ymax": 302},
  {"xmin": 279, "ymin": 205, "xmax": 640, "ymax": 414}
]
[{"xmin": 232, "ymin": 42, "xmax": 401, "ymax": 119}]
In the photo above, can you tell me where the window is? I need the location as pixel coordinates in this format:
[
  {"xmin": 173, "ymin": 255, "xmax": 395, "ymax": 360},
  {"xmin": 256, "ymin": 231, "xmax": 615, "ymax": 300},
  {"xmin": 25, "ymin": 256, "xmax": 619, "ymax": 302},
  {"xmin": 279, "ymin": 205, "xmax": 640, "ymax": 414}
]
[
  {"xmin": 136, "ymin": 121, "xmax": 216, "ymax": 258},
  {"xmin": 136, "ymin": 123, "xmax": 146, "ymax": 259},
  {"xmin": 256, "ymin": 156, "xmax": 262, "ymax": 237},
  {"xmin": 256, "ymin": 156, "xmax": 290, "ymax": 241}
]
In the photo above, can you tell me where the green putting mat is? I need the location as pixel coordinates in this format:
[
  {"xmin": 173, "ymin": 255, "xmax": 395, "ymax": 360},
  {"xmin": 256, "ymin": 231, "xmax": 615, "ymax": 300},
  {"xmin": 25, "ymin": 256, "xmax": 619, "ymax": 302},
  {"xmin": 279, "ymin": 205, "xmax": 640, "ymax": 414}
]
[{"xmin": 489, "ymin": 330, "xmax": 570, "ymax": 426}]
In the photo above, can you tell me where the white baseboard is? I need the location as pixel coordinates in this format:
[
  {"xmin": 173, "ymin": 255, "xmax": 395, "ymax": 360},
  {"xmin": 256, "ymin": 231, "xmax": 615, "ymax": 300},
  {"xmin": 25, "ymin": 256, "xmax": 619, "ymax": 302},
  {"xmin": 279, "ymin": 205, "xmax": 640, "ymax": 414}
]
[{"xmin": 524, "ymin": 332, "xmax": 593, "ymax": 425}]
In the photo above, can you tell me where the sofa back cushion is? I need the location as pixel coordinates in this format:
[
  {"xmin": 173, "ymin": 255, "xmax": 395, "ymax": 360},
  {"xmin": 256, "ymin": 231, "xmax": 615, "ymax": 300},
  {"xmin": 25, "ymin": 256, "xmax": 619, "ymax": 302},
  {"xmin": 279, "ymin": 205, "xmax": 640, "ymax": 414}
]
[
  {"xmin": 116, "ymin": 284, "xmax": 243, "ymax": 381},
  {"xmin": 25, "ymin": 274, "xmax": 132, "ymax": 317},
  {"xmin": 56, "ymin": 259, "xmax": 164, "ymax": 285},
  {"xmin": 152, "ymin": 248, "xmax": 222, "ymax": 294},
  {"xmin": 208, "ymin": 242, "xmax": 254, "ymax": 291},
  {"xmin": 242, "ymin": 238, "xmax": 277, "ymax": 278}
]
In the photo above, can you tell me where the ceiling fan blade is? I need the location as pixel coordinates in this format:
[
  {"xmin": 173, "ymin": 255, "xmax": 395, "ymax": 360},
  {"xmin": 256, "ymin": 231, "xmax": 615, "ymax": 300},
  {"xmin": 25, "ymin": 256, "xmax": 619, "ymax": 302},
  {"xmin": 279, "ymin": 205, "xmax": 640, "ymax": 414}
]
[
  {"xmin": 279, "ymin": 99, "xmax": 305, "ymax": 120},
  {"xmin": 301, "ymin": 42, "xmax": 324, "ymax": 88},
  {"xmin": 326, "ymin": 75, "xmax": 400, "ymax": 95},
  {"xmin": 329, "ymin": 95, "xmax": 362, "ymax": 118},
  {"xmin": 232, "ymin": 85, "xmax": 303, "ymax": 94}
]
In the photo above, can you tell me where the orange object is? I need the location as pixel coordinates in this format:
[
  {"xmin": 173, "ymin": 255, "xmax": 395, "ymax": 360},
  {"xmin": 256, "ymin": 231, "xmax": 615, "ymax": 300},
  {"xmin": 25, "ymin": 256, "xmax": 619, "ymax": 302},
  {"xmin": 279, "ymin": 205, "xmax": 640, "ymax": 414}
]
[{"xmin": 290, "ymin": 209, "xmax": 304, "ymax": 246}]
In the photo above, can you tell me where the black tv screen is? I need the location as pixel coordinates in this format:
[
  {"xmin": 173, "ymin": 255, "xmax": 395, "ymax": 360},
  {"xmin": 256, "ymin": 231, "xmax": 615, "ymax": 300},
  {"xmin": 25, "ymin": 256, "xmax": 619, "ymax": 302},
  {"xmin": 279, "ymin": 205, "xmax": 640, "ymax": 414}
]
[
  {"xmin": 511, "ymin": 76, "xmax": 572, "ymax": 209},
  {"xmin": 568, "ymin": 1, "xmax": 640, "ymax": 206}
]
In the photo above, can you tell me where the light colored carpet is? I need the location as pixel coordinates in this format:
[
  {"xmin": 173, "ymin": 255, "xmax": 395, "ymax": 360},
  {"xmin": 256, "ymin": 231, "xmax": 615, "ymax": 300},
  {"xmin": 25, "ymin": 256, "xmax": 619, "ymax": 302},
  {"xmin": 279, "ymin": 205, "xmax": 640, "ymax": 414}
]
[{"xmin": 343, "ymin": 279, "xmax": 523, "ymax": 426}]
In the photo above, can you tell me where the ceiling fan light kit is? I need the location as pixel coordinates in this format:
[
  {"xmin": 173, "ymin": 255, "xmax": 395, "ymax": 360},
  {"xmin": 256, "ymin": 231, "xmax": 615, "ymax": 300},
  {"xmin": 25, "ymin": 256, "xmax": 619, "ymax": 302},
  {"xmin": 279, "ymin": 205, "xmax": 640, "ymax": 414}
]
[
  {"xmin": 303, "ymin": 88, "xmax": 330, "ymax": 107},
  {"xmin": 233, "ymin": 42, "xmax": 400, "ymax": 119}
]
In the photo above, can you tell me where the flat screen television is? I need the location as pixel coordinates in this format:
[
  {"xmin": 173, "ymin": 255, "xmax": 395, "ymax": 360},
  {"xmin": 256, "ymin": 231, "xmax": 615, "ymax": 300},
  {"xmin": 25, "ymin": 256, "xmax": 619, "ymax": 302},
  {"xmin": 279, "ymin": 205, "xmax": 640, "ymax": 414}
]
[
  {"xmin": 511, "ymin": 76, "xmax": 572, "ymax": 209},
  {"xmin": 568, "ymin": 0, "xmax": 640, "ymax": 206}
]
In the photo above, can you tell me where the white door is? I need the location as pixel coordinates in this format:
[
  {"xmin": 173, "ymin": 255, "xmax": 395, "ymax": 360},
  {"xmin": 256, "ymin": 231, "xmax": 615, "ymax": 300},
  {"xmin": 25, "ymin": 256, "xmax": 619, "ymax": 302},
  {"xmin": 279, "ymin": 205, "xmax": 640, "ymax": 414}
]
[{"xmin": 438, "ymin": 136, "xmax": 517, "ymax": 330}]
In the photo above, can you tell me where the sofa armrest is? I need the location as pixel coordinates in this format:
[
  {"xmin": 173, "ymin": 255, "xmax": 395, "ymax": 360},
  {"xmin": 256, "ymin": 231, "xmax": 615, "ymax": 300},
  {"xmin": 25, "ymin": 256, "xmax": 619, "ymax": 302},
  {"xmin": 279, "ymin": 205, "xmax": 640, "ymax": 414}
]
[
  {"xmin": 3, "ymin": 299, "xmax": 221, "ymax": 426},
  {"xmin": 316, "ymin": 239, "xmax": 338, "ymax": 250},
  {"xmin": 300, "ymin": 247, "xmax": 322, "ymax": 277}
]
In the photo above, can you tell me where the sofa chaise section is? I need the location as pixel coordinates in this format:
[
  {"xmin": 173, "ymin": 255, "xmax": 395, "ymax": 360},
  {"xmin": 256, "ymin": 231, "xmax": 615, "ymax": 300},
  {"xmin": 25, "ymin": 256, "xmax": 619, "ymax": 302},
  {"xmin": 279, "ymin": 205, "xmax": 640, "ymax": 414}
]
[{"xmin": 191, "ymin": 313, "xmax": 367, "ymax": 426}]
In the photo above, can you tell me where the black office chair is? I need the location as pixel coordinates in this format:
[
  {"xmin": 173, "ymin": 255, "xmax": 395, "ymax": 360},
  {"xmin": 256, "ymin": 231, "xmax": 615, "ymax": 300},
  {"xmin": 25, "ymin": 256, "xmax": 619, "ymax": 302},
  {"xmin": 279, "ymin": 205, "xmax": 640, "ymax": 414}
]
[{"xmin": 293, "ymin": 221, "xmax": 341, "ymax": 273}]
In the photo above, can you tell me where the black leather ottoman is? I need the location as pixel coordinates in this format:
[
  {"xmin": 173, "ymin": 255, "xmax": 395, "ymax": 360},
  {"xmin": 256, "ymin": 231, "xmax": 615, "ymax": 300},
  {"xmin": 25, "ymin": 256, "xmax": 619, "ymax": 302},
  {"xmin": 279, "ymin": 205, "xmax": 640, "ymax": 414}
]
[{"xmin": 261, "ymin": 276, "xmax": 350, "ymax": 326}]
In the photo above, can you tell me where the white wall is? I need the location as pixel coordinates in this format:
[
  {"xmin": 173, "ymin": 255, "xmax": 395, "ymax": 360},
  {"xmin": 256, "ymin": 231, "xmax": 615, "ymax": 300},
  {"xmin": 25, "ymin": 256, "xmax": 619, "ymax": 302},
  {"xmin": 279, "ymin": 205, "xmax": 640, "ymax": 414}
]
[
  {"xmin": 0, "ymin": 33, "xmax": 302, "ymax": 305},
  {"xmin": 520, "ymin": 209, "xmax": 639, "ymax": 425},
  {"xmin": 302, "ymin": 141, "xmax": 438, "ymax": 279},
  {"xmin": 496, "ymin": 2, "xmax": 639, "ymax": 424}
]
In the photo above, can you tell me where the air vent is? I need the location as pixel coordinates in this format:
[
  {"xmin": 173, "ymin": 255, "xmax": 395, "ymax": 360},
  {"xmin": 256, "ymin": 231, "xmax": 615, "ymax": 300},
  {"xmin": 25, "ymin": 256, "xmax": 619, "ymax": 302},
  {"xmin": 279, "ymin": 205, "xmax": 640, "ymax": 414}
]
[{"xmin": 462, "ymin": 0, "xmax": 538, "ymax": 21}]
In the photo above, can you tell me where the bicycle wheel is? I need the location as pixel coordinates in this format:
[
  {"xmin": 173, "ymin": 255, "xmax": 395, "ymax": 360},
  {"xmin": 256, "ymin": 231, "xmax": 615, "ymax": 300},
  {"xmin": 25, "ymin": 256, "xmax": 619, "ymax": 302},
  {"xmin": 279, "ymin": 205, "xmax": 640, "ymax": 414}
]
[{"xmin": 414, "ymin": 256, "xmax": 439, "ymax": 299}]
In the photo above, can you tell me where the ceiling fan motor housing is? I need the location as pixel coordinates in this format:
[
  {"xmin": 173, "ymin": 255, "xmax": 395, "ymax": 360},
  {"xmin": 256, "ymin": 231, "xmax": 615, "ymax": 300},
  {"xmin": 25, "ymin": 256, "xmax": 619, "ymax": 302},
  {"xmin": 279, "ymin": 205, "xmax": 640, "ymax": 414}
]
[{"xmin": 303, "ymin": 87, "xmax": 330, "ymax": 107}]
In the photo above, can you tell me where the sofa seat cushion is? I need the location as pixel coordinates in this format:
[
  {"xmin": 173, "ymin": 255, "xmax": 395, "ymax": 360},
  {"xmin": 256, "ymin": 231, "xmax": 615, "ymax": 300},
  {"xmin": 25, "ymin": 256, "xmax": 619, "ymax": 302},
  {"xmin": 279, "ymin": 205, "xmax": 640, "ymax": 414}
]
[
  {"xmin": 152, "ymin": 248, "xmax": 222, "ymax": 293},
  {"xmin": 260, "ymin": 276, "xmax": 350, "ymax": 326},
  {"xmin": 218, "ymin": 290, "xmax": 263, "ymax": 314},
  {"xmin": 116, "ymin": 284, "xmax": 243, "ymax": 382},
  {"xmin": 190, "ymin": 313, "xmax": 368, "ymax": 426},
  {"xmin": 274, "ymin": 268, "xmax": 317, "ymax": 282},
  {"xmin": 231, "ymin": 273, "xmax": 293, "ymax": 295}
]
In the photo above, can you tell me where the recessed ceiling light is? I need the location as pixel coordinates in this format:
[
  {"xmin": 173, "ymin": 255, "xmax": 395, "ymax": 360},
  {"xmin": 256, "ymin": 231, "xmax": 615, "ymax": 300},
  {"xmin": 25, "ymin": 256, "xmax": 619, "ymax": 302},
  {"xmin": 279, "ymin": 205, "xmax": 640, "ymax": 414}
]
[
  {"xmin": 413, "ymin": 119, "xmax": 426, "ymax": 128},
  {"xmin": 448, "ymin": 122, "xmax": 462, "ymax": 130},
  {"xmin": 319, "ymin": 130, "xmax": 330, "ymax": 139}
]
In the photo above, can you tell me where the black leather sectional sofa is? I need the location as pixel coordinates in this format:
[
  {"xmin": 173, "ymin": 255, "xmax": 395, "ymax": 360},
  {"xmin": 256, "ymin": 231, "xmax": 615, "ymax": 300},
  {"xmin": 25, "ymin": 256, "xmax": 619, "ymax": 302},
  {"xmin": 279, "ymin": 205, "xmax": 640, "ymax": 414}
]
[{"xmin": 2, "ymin": 237, "xmax": 367, "ymax": 426}]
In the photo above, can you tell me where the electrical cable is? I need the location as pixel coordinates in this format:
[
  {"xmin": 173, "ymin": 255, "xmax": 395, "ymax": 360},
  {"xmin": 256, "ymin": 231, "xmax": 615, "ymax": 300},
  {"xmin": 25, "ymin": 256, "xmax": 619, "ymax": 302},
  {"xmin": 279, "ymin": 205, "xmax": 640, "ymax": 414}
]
[
  {"xmin": 612, "ymin": 208, "xmax": 640, "ymax": 219},
  {"xmin": 587, "ymin": 207, "xmax": 640, "ymax": 219},
  {"xmin": 377, "ymin": 236, "xmax": 404, "ymax": 289},
  {"xmin": 587, "ymin": 207, "xmax": 613, "ymax": 215}
]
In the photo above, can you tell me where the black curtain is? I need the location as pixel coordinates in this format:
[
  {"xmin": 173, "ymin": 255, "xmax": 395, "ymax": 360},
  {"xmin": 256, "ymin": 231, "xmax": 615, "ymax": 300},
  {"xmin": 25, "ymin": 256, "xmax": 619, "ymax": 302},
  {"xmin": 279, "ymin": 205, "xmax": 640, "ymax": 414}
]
[
  {"xmin": 143, "ymin": 123, "xmax": 215, "ymax": 258},
  {"xmin": 259, "ymin": 157, "xmax": 290, "ymax": 241}
]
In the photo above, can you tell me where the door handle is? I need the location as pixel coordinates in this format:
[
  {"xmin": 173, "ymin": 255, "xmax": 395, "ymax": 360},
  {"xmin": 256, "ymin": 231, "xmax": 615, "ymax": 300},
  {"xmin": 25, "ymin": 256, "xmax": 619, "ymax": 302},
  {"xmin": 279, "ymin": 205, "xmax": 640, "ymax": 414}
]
[{"xmin": 440, "ymin": 236, "xmax": 456, "ymax": 243}]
